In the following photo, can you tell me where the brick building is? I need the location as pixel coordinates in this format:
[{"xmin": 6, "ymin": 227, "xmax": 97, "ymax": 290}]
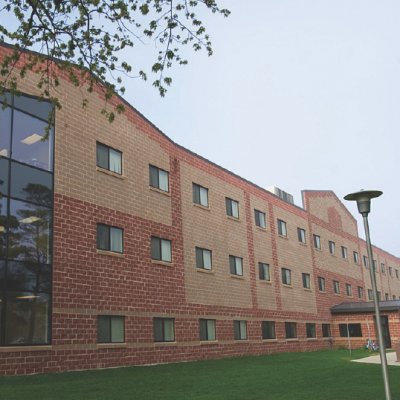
[{"xmin": 0, "ymin": 45, "xmax": 399, "ymax": 375}]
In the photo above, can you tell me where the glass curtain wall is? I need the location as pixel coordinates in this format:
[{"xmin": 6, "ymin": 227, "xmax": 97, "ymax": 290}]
[{"xmin": 0, "ymin": 92, "xmax": 54, "ymax": 346}]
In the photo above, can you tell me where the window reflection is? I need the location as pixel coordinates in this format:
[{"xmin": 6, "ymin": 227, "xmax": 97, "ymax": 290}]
[
  {"xmin": 0, "ymin": 197, "xmax": 6, "ymax": 258},
  {"xmin": 13, "ymin": 95, "xmax": 53, "ymax": 122},
  {"xmin": 10, "ymin": 162, "xmax": 52, "ymax": 206},
  {"xmin": 0, "ymin": 158, "xmax": 9, "ymax": 197},
  {"xmin": 0, "ymin": 107, "xmax": 11, "ymax": 158},
  {"xmin": 5, "ymin": 292, "xmax": 50, "ymax": 345},
  {"xmin": 12, "ymin": 110, "xmax": 53, "ymax": 171},
  {"xmin": 8, "ymin": 199, "xmax": 51, "ymax": 263},
  {"xmin": 6, "ymin": 261, "xmax": 51, "ymax": 292}
]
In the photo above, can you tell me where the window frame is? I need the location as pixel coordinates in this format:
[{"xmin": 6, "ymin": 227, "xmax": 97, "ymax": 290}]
[
  {"xmin": 339, "ymin": 323, "xmax": 362, "ymax": 338},
  {"xmin": 97, "ymin": 315, "xmax": 125, "ymax": 343},
  {"xmin": 285, "ymin": 322, "xmax": 297, "ymax": 339},
  {"xmin": 302, "ymin": 272, "xmax": 311, "ymax": 289},
  {"xmin": 229, "ymin": 255, "xmax": 243, "ymax": 276},
  {"xmin": 195, "ymin": 247, "xmax": 212, "ymax": 270},
  {"xmin": 353, "ymin": 251, "xmax": 359, "ymax": 264},
  {"xmin": 192, "ymin": 183, "xmax": 209, "ymax": 207},
  {"xmin": 318, "ymin": 276, "xmax": 326, "ymax": 292},
  {"xmin": 297, "ymin": 228, "xmax": 306, "ymax": 244},
  {"xmin": 328, "ymin": 240, "xmax": 335, "ymax": 255},
  {"xmin": 333, "ymin": 280, "xmax": 340, "ymax": 295},
  {"xmin": 322, "ymin": 324, "xmax": 331, "ymax": 338},
  {"xmin": 281, "ymin": 268, "xmax": 291, "ymax": 286},
  {"xmin": 226, "ymin": 197, "xmax": 239, "ymax": 219},
  {"xmin": 277, "ymin": 219, "xmax": 287, "ymax": 237},
  {"xmin": 254, "ymin": 209, "xmax": 266, "ymax": 229},
  {"xmin": 233, "ymin": 320, "xmax": 247, "ymax": 340},
  {"xmin": 149, "ymin": 164, "xmax": 169, "ymax": 192},
  {"xmin": 151, "ymin": 236, "xmax": 172, "ymax": 263},
  {"xmin": 306, "ymin": 323, "xmax": 316, "ymax": 339},
  {"xmin": 313, "ymin": 234, "xmax": 321, "ymax": 250},
  {"xmin": 258, "ymin": 262, "xmax": 271, "ymax": 281},
  {"xmin": 341, "ymin": 246, "xmax": 348, "ymax": 259},
  {"xmin": 262, "ymin": 321, "xmax": 276, "ymax": 340},
  {"xmin": 199, "ymin": 319, "xmax": 216, "ymax": 341},
  {"xmin": 357, "ymin": 286, "xmax": 363, "ymax": 299},
  {"xmin": 96, "ymin": 142, "xmax": 122, "ymax": 175},
  {"xmin": 96, "ymin": 223, "xmax": 124, "ymax": 254},
  {"xmin": 346, "ymin": 283, "xmax": 352, "ymax": 297},
  {"xmin": 153, "ymin": 317, "xmax": 175, "ymax": 342}
]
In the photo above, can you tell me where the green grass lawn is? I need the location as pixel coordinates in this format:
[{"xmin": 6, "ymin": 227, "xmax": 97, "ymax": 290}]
[{"xmin": 1, "ymin": 349, "xmax": 398, "ymax": 400}]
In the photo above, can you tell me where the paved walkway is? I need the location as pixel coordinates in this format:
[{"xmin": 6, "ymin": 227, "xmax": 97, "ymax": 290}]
[{"xmin": 352, "ymin": 352, "xmax": 400, "ymax": 366}]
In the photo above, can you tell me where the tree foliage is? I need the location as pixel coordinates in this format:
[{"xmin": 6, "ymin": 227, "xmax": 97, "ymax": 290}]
[{"xmin": 0, "ymin": 0, "xmax": 230, "ymax": 120}]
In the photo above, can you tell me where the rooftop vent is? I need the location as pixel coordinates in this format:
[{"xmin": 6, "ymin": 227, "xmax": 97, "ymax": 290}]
[{"xmin": 267, "ymin": 186, "xmax": 294, "ymax": 205}]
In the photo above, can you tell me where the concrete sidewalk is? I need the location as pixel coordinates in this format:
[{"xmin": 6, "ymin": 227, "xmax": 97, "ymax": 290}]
[{"xmin": 352, "ymin": 352, "xmax": 400, "ymax": 366}]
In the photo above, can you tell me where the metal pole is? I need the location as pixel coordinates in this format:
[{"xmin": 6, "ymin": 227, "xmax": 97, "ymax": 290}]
[
  {"xmin": 346, "ymin": 318, "xmax": 351, "ymax": 357},
  {"xmin": 363, "ymin": 214, "xmax": 392, "ymax": 400}
]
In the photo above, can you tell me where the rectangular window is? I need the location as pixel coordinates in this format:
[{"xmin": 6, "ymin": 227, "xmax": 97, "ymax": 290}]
[
  {"xmin": 322, "ymin": 324, "xmax": 331, "ymax": 338},
  {"xmin": 339, "ymin": 323, "xmax": 362, "ymax": 337},
  {"xmin": 389, "ymin": 267, "xmax": 393, "ymax": 277},
  {"xmin": 377, "ymin": 291, "xmax": 381, "ymax": 301},
  {"xmin": 193, "ymin": 183, "xmax": 209, "ymax": 207},
  {"xmin": 306, "ymin": 323, "xmax": 316, "ymax": 338},
  {"xmin": 346, "ymin": 283, "xmax": 352, "ymax": 297},
  {"xmin": 229, "ymin": 255, "xmax": 243, "ymax": 276},
  {"xmin": 373, "ymin": 260, "xmax": 377, "ymax": 270},
  {"xmin": 328, "ymin": 241, "xmax": 335, "ymax": 255},
  {"xmin": 341, "ymin": 246, "xmax": 348, "ymax": 259},
  {"xmin": 199, "ymin": 319, "xmax": 216, "ymax": 341},
  {"xmin": 259, "ymin": 263, "xmax": 270, "ymax": 281},
  {"xmin": 96, "ymin": 142, "xmax": 122, "ymax": 174},
  {"xmin": 226, "ymin": 198, "xmax": 239, "ymax": 218},
  {"xmin": 277, "ymin": 219, "xmax": 287, "ymax": 237},
  {"xmin": 154, "ymin": 318, "xmax": 175, "ymax": 342},
  {"xmin": 318, "ymin": 277, "xmax": 326, "ymax": 292},
  {"xmin": 254, "ymin": 209, "xmax": 266, "ymax": 229},
  {"xmin": 333, "ymin": 280, "xmax": 340, "ymax": 294},
  {"xmin": 149, "ymin": 165, "xmax": 169, "ymax": 192},
  {"xmin": 396, "ymin": 270, "xmax": 399, "ymax": 279},
  {"xmin": 385, "ymin": 293, "xmax": 389, "ymax": 301},
  {"xmin": 151, "ymin": 236, "xmax": 172, "ymax": 263},
  {"xmin": 353, "ymin": 251, "xmax": 359, "ymax": 264},
  {"xmin": 97, "ymin": 224, "xmax": 123, "ymax": 253},
  {"xmin": 97, "ymin": 316, "xmax": 124, "ymax": 343},
  {"xmin": 297, "ymin": 228, "xmax": 306, "ymax": 243},
  {"xmin": 368, "ymin": 289, "xmax": 373, "ymax": 300},
  {"xmin": 302, "ymin": 273, "xmax": 311, "ymax": 289},
  {"xmin": 196, "ymin": 247, "xmax": 212, "ymax": 270},
  {"xmin": 262, "ymin": 321, "xmax": 276, "ymax": 340},
  {"xmin": 381, "ymin": 263, "xmax": 386, "ymax": 273},
  {"xmin": 233, "ymin": 320, "xmax": 247, "ymax": 340},
  {"xmin": 357, "ymin": 286, "xmax": 363, "ymax": 299},
  {"xmin": 285, "ymin": 322, "xmax": 297, "ymax": 339},
  {"xmin": 313, "ymin": 234, "xmax": 321, "ymax": 250},
  {"xmin": 281, "ymin": 268, "xmax": 291, "ymax": 285},
  {"xmin": 363, "ymin": 255, "xmax": 369, "ymax": 268}
]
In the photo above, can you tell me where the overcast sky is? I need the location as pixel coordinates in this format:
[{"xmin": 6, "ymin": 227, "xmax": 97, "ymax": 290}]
[{"xmin": 121, "ymin": 0, "xmax": 400, "ymax": 256}]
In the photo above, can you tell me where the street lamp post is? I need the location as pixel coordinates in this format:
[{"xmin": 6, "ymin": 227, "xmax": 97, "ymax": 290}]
[{"xmin": 344, "ymin": 190, "xmax": 391, "ymax": 400}]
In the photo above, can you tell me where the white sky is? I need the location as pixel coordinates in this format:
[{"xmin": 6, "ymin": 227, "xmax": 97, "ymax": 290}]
[{"xmin": 121, "ymin": 0, "xmax": 400, "ymax": 256}]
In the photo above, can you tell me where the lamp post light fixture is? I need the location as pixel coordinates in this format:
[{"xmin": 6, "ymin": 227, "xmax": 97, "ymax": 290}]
[{"xmin": 344, "ymin": 189, "xmax": 391, "ymax": 400}]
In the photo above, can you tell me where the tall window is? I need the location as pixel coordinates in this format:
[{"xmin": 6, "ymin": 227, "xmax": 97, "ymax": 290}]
[
  {"xmin": 302, "ymin": 273, "xmax": 311, "ymax": 289},
  {"xmin": 97, "ymin": 224, "xmax": 123, "ymax": 253},
  {"xmin": 277, "ymin": 219, "xmax": 287, "ymax": 237},
  {"xmin": 149, "ymin": 165, "xmax": 169, "ymax": 192},
  {"xmin": 306, "ymin": 323, "xmax": 316, "ymax": 338},
  {"xmin": 353, "ymin": 251, "xmax": 359, "ymax": 264},
  {"xmin": 328, "ymin": 241, "xmax": 335, "ymax": 255},
  {"xmin": 346, "ymin": 283, "xmax": 352, "ymax": 297},
  {"xmin": 154, "ymin": 318, "xmax": 175, "ymax": 342},
  {"xmin": 262, "ymin": 321, "xmax": 276, "ymax": 339},
  {"xmin": 97, "ymin": 316, "xmax": 124, "ymax": 343},
  {"xmin": 322, "ymin": 324, "xmax": 331, "ymax": 338},
  {"xmin": 193, "ymin": 183, "xmax": 209, "ymax": 207},
  {"xmin": 357, "ymin": 286, "xmax": 363, "ymax": 299},
  {"xmin": 96, "ymin": 142, "xmax": 122, "ymax": 174},
  {"xmin": 313, "ymin": 234, "xmax": 321, "ymax": 250},
  {"xmin": 0, "ymin": 92, "xmax": 54, "ymax": 346},
  {"xmin": 199, "ymin": 319, "xmax": 216, "ymax": 341},
  {"xmin": 318, "ymin": 277, "xmax": 326, "ymax": 292},
  {"xmin": 196, "ymin": 247, "xmax": 212, "ymax": 270},
  {"xmin": 381, "ymin": 263, "xmax": 386, "ymax": 273},
  {"xmin": 363, "ymin": 256, "xmax": 369, "ymax": 268},
  {"xmin": 229, "ymin": 255, "xmax": 243, "ymax": 276},
  {"xmin": 259, "ymin": 262, "xmax": 270, "ymax": 281},
  {"xmin": 333, "ymin": 280, "xmax": 340, "ymax": 294},
  {"xmin": 389, "ymin": 267, "xmax": 393, "ymax": 277},
  {"xmin": 233, "ymin": 320, "xmax": 247, "ymax": 340},
  {"xmin": 254, "ymin": 209, "xmax": 266, "ymax": 229},
  {"xmin": 297, "ymin": 228, "xmax": 306, "ymax": 243},
  {"xmin": 226, "ymin": 198, "xmax": 239, "ymax": 218},
  {"xmin": 368, "ymin": 289, "xmax": 373, "ymax": 300},
  {"xmin": 151, "ymin": 237, "xmax": 172, "ymax": 263},
  {"xmin": 341, "ymin": 246, "xmax": 348, "ymax": 259},
  {"xmin": 281, "ymin": 268, "xmax": 291, "ymax": 285},
  {"xmin": 285, "ymin": 322, "xmax": 297, "ymax": 339}
]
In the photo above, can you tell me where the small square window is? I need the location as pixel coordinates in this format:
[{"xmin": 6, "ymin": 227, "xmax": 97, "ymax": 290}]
[
  {"xmin": 96, "ymin": 142, "xmax": 122, "ymax": 174},
  {"xmin": 262, "ymin": 321, "xmax": 276, "ymax": 339},
  {"xmin": 254, "ymin": 209, "xmax": 266, "ymax": 229},
  {"xmin": 193, "ymin": 183, "xmax": 209, "ymax": 207},
  {"xmin": 357, "ymin": 286, "xmax": 363, "ymax": 299},
  {"xmin": 285, "ymin": 322, "xmax": 297, "ymax": 339},
  {"xmin": 318, "ymin": 277, "xmax": 326, "ymax": 292},
  {"xmin": 233, "ymin": 320, "xmax": 247, "ymax": 340},
  {"xmin": 97, "ymin": 315, "xmax": 124, "ymax": 343},
  {"xmin": 277, "ymin": 219, "xmax": 287, "ymax": 237},
  {"xmin": 281, "ymin": 268, "xmax": 291, "ymax": 285},
  {"xmin": 313, "ymin": 234, "xmax": 321, "ymax": 250},
  {"xmin": 322, "ymin": 324, "xmax": 331, "ymax": 338},
  {"xmin": 154, "ymin": 318, "xmax": 175, "ymax": 342},
  {"xmin": 297, "ymin": 228, "xmax": 306, "ymax": 244},
  {"xmin": 196, "ymin": 247, "xmax": 212, "ymax": 270},
  {"xmin": 346, "ymin": 283, "xmax": 352, "ymax": 297},
  {"xmin": 341, "ymin": 246, "xmax": 348, "ymax": 259},
  {"xmin": 226, "ymin": 198, "xmax": 239, "ymax": 218},
  {"xmin": 151, "ymin": 236, "xmax": 172, "ymax": 263},
  {"xmin": 353, "ymin": 251, "xmax": 359, "ymax": 264},
  {"xmin": 229, "ymin": 255, "xmax": 243, "ymax": 276},
  {"xmin": 259, "ymin": 262, "xmax": 270, "ymax": 281},
  {"xmin": 97, "ymin": 224, "xmax": 123, "ymax": 253},
  {"xmin": 302, "ymin": 273, "xmax": 311, "ymax": 289},
  {"xmin": 306, "ymin": 323, "xmax": 316, "ymax": 338},
  {"xmin": 149, "ymin": 165, "xmax": 169, "ymax": 192},
  {"xmin": 328, "ymin": 241, "xmax": 335, "ymax": 255},
  {"xmin": 199, "ymin": 319, "xmax": 216, "ymax": 341},
  {"xmin": 333, "ymin": 280, "xmax": 340, "ymax": 294}
]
